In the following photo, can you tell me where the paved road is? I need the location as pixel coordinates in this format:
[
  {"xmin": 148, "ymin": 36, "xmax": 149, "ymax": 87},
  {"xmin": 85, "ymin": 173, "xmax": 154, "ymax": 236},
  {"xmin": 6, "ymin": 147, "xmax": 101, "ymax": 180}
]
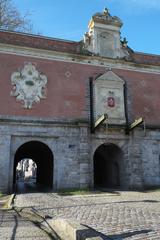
[
  {"xmin": 0, "ymin": 207, "xmax": 58, "ymax": 239},
  {"xmin": 14, "ymin": 190, "xmax": 160, "ymax": 240}
]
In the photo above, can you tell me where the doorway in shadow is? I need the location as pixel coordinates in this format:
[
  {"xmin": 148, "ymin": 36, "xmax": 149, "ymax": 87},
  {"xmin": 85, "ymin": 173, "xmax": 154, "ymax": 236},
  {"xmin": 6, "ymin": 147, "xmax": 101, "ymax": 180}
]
[
  {"xmin": 94, "ymin": 143, "xmax": 123, "ymax": 189},
  {"xmin": 13, "ymin": 141, "xmax": 54, "ymax": 193}
]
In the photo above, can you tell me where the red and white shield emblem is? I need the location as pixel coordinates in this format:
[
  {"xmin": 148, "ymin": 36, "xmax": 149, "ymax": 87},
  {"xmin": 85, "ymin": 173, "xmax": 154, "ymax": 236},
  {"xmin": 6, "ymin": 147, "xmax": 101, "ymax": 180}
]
[{"xmin": 107, "ymin": 97, "xmax": 115, "ymax": 108}]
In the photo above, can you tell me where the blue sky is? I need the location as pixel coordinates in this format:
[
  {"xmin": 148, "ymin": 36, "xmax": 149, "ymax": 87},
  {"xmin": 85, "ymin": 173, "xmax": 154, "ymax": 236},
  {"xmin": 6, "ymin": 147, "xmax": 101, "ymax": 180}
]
[{"xmin": 14, "ymin": 0, "xmax": 160, "ymax": 55}]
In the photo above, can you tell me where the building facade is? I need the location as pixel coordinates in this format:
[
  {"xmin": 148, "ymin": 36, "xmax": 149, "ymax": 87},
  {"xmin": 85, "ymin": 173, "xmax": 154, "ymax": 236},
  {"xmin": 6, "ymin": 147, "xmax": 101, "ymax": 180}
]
[{"xmin": 0, "ymin": 9, "xmax": 160, "ymax": 193}]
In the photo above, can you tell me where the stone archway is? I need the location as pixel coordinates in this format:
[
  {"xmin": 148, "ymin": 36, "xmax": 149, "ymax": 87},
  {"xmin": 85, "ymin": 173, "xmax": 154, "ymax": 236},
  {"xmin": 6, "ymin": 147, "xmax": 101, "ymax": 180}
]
[
  {"xmin": 94, "ymin": 143, "xmax": 123, "ymax": 188},
  {"xmin": 13, "ymin": 141, "xmax": 54, "ymax": 191}
]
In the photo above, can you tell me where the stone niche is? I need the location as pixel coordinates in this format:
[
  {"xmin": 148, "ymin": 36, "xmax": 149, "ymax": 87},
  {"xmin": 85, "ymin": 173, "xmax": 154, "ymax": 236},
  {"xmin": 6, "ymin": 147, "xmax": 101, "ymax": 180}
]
[
  {"xmin": 94, "ymin": 70, "xmax": 126, "ymax": 125},
  {"xmin": 98, "ymin": 32, "xmax": 115, "ymax": 58}
]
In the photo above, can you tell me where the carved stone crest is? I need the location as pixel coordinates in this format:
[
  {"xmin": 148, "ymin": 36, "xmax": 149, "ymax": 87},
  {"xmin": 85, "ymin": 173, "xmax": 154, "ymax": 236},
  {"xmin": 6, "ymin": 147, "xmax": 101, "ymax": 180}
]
[{"xmin": 11, "ymin": 63, "xmax": 47, "ymax": 109}]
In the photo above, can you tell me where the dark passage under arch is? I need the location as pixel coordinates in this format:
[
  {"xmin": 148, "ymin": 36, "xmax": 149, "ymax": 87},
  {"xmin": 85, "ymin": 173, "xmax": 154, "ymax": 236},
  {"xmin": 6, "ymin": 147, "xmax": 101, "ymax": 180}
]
[
  {"xmin": 13, "ymin": 141, "xmax": 53, "ymax": 191},
  {"xmin": 94, "ymin": 143, "xmax": 123, "ymax": 188}
]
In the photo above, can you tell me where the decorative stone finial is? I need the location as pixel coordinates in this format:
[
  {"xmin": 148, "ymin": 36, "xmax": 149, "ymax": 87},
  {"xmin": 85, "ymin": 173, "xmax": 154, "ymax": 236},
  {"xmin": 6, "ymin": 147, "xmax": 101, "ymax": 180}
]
[
  {"xmin": 103, "ymin": 7, "xmax": 110, "ymax": 16},
  {"xmin": 121, "ymin": 37, "xmax": 128, "ymax": 47},
  {"xmin": 92, "ymin": 8, "xmax": 122, "ymax": 27}
]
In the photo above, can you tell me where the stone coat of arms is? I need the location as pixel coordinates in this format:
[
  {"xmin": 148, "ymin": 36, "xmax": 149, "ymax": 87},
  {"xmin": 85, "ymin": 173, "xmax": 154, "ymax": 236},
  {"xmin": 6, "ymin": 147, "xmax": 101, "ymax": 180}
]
[{"xmin": 11, "ymin": 63, "xmax": 47, "ymax": 109}]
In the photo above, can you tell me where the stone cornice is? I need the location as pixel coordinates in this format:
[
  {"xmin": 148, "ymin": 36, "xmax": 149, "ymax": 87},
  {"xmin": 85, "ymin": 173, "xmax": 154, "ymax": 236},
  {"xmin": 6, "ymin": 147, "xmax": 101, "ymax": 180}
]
[
  {"xmin": 0, "ymin": 115, "xmax": 89, "ymax": 127},
  {"xmin": 0, "ymin": 43, "xmax": 160, "ymax": 74}
]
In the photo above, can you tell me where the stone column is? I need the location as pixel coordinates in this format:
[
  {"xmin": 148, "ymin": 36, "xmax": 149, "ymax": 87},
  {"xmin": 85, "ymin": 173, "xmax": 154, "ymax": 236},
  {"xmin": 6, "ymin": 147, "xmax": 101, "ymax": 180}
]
[
  {"xmin": 79, "ymin": 125, "xmax": 90, "ymax": 189},
  {"xmin": 128, "ymin": 137, "xmax": 144, "ymax": 189},
  {"xmin": 0, "ymin": 135, "xmax": 11, "ymax": 193}
]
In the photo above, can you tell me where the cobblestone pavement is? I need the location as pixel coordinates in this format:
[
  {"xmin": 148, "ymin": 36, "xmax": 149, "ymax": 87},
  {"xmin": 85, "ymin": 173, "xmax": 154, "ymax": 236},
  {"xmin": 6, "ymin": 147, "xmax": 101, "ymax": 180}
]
[
  {"xmin": 15, "ymin": 190, "xmax": 160, "ymax": 240},
  {"xmin": 0, "ymin": 208, "xmax": 58, "ymax": 239}
]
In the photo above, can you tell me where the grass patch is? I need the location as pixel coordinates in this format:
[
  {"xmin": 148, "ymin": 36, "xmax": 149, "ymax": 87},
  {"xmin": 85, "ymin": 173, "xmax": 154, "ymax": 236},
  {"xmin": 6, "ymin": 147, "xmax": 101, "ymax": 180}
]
[
  {"xmin": 0, "ymin": 192, "xmax": 3, "ymax": 198},
  {"xmin": 57, "ymin": 188, "xmax": 91, "ymax": 196},
  {"xmin": 144, "ymin": 186, "xmax": 160, "ymax": 192},
  {"xmin": 148, "ymin": 189, "xmax": 160, "ymax": 192},
  {"xmin": 57, "ymin": 188, "xmax": 112, "ymax": 196}
]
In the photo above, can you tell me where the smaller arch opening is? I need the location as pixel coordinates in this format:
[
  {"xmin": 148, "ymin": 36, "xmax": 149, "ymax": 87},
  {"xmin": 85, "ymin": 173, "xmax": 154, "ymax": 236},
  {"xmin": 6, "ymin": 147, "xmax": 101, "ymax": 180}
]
[{"xmin": 94, "ymin": 143, "xmax": 123, "ymax": 189}]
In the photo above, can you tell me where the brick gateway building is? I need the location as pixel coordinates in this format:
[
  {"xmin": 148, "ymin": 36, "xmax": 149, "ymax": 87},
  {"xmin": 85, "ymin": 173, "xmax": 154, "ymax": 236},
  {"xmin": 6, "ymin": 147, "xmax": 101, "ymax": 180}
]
[{"xmin": 0, "ymin": 9, "xmax": 160, "ymax": 193}]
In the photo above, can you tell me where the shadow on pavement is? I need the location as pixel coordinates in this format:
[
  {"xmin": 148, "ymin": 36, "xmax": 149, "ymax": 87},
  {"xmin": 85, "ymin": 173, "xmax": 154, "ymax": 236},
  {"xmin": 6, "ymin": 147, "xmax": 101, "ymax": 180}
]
[
  {"xmin": 1, "ymin": 207, "xmax": 59, "ymax": 240},
  {"xmin": 15, "ymin": 181, "xmax": 52, "ymax": 194},
  {"xmin": 108, "ymin": 229, "xmax": 152, "ymax": 239}
]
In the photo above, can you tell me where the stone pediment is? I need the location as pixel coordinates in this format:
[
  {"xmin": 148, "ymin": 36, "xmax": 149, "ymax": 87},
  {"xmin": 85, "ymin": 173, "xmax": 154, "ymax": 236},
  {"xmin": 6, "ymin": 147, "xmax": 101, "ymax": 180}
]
[{"xmin": 96, "ymin": 70, "xmax": 124, "ymax": 84}]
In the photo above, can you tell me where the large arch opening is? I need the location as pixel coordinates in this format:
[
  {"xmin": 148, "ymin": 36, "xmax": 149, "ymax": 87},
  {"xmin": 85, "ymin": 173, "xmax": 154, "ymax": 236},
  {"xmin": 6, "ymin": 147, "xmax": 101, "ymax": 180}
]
[
  {"xmin": 94, "ymin": 143, "xmax": 123, "ymax": 189},
  {"xmin": 13, "ymin": 141, "xmax": 54, "ymax": 192}
]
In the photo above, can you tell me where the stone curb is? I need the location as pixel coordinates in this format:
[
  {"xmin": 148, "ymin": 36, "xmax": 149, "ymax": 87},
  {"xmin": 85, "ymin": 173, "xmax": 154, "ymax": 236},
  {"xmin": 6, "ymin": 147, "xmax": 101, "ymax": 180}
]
[
  {"xmin": 0, "ymin": 199, "xmax": 6, "ymax": 209},
  {"xmin": 0, "ymin": 194, "xmax": 15, "ymax": 210},
  {"xmin": 46, "ymin": 218, "xmax": 108, "ymax": 240},
  {"xmin": 6, "ymin": 194, "xmax": 15, "ymax": 209}
]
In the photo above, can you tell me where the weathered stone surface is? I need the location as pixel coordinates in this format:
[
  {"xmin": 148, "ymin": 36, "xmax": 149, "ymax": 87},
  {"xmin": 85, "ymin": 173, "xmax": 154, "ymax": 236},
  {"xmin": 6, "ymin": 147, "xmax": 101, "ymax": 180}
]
[
  {"xmin": 0, "ymin": 116, "xmax": 159, "ymax": 193},
  {"xmin": 15, "ymin": 191, "xmax": 160, "ymax": 240},
  {"xmin": 48, "ymin": 218, "xmax": 105, "ymax": 240},
  {"xmin": 0, "ymin": 120, "xmax": 90, "ymax": 192}
]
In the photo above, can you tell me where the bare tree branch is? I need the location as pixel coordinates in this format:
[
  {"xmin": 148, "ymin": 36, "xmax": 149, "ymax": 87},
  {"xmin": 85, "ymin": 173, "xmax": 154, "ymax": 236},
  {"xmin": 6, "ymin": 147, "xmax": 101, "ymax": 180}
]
[{"xmin": 0, "ymin": 0, "xmax": 33, "ymax": 32}]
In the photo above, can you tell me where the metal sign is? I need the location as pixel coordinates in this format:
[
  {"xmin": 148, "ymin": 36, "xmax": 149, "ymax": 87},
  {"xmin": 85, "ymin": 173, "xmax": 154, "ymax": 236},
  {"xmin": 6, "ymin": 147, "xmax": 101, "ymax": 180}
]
[
  {"xmin": 129, "ymin": 117, "xmax": 143, "ymax": 131},
  {"xmin": 94, "ymin": 114, "xmax": 108, "ymax": 130}
]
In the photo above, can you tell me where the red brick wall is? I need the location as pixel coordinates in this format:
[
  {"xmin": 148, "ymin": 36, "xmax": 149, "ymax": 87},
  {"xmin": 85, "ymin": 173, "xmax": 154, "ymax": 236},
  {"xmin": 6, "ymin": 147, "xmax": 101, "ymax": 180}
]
[
  {"xmin": 0, "ymin": 53, "xmax": 103, "ymax": 119},
  {"xmin": 132, "ymin": 52, "xmax": 160, "ymax": 66},
  {"xmin": 0, "ymin": 51, "xmax": 159, "ymax": 125},
  {"xmin": 114, "ymin": 69, "xmax": 160, "ymax": 125},
  {"xmin": 0, "ymin": 31, "xmax": 81, "ymax": 54}
]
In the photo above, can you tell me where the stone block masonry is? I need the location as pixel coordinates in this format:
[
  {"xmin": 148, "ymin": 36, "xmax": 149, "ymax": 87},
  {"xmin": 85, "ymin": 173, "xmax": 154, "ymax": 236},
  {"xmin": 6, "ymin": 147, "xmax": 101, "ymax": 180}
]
[{"xmin": 0, "ymin": 117, "xmax": 90, "ymax": 193}]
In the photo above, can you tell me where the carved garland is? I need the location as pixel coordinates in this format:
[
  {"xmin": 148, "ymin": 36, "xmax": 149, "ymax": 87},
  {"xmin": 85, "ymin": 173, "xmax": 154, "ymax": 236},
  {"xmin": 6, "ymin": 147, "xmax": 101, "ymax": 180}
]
[{"xmin": 11, "ymin": 63, "xmax": 47, "ymax": 109}]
